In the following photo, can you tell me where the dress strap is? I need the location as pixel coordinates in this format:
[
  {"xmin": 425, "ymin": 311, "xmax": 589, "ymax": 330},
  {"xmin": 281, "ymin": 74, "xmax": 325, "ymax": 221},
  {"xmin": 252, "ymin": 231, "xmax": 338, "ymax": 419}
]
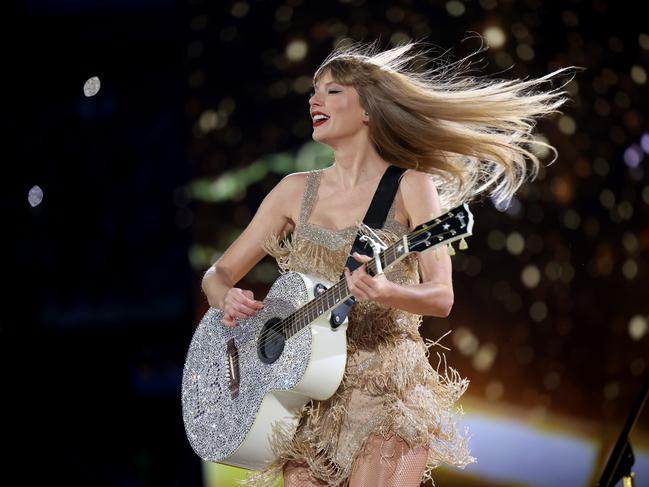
[
  {"xmin": 386, "ymin": 191, "xmax": 398, "ymax": 224},
  {"xmin": 297, "ymin": 169, "xmax": 323, "ymax": 227}
]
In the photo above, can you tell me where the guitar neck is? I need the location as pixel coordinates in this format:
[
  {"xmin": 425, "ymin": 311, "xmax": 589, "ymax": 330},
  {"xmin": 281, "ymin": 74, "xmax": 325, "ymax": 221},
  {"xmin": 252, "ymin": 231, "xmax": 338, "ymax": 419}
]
[
  {"xmin": 281, "ymin": 203, "xmax": 474, "ymax": 340},
  {"xmin": 281, "ymin": 237, "xmax": 406, "ymax": 339}
]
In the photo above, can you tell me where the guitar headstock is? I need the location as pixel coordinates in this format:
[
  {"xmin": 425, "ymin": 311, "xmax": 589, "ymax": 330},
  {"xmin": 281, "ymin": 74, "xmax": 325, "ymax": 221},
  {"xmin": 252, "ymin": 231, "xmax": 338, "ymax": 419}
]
[{"xmin": 407, "ymin": 203, "xmax": 474, "ymax": 254}]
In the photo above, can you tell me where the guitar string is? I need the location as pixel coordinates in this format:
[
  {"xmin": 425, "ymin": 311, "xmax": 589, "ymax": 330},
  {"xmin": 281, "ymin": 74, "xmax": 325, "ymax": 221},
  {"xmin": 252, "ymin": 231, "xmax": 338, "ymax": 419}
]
[
  {"xmin": 273, "ymin": 209, "xmax": 467, "ymax": 340},
  {"xmin": 259, "ymin": 230, "xmax": 461, "ymax": 346},
  {"xmin": 259, "ymin": 230, "xmax": 457, "ymax": 346},
  {"xmin": 255, "ymin": 212, "xmax": 467, "ymax": 345},
  {"xmin": 261, "ymin": 231, "xmax": 404, "ymax": 344},
  {"xmin": 256, "ymin": 241, "xmax": 396, "ymax": 346},
  {"xmin": 261, "ymin": 220, "xmax": 466, "ymax": 345},
  {"xmin": 254, "ymin": 210, "xmax": 468, "ymax": 345},
  {"xmin": 279, "ymin": 226, "xmax": 463, "ymax": 340}
]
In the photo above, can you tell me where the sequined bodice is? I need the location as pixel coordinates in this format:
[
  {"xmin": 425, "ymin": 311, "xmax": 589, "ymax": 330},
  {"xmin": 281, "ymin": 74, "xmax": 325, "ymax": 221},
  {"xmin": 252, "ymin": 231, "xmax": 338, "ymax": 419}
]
[{"xmin": 296, "ymin": 168, "xmax": 411, "ymax": 251}]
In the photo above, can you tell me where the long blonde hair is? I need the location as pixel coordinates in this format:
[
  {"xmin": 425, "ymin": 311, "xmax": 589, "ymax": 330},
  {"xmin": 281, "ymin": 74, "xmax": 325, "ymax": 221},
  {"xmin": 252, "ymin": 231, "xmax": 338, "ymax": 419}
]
[{"xmin": 313, "ymin": 39, "xmax": 582, "ymax": 208}]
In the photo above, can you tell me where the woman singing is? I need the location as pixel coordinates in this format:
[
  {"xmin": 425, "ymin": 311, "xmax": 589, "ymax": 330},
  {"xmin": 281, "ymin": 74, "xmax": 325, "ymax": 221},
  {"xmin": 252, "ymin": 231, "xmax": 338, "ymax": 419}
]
[{"xmin": 201, "ymin": 40, "xmax": 577, "ymax": 486}]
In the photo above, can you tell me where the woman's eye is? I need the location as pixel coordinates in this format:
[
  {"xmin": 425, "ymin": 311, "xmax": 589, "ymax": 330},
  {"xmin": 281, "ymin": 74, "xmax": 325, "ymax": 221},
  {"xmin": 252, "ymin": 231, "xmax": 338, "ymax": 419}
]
[{"xmin": 309, "ymin": 89, "xmax": 340, "ymax": 98}]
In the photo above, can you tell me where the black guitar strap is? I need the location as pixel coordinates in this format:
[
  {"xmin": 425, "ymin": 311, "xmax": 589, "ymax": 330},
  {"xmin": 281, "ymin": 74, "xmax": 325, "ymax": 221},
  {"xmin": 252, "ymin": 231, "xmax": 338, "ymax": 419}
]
[{"xmin": 330, "ymin": 164, "xmax": 407, "ymax": 327}]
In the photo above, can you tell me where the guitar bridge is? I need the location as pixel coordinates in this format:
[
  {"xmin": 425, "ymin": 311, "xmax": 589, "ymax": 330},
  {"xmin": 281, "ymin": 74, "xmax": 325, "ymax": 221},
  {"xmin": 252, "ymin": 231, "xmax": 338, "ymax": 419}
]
[{"xmin": 226, "ymin": 338, "xmax": 240, "ymax": 399}]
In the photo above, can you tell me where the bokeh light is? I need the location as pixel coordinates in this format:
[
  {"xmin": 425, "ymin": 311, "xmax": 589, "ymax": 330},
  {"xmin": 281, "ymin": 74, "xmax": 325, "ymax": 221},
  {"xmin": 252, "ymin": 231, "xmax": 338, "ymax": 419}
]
[
  {"xmin": 82, "ymin": 76, "xmax": 100, "ymax": 97},
  {"xmin": 28, "ymin": 185, "xmax": 43, "ymax": 207}
]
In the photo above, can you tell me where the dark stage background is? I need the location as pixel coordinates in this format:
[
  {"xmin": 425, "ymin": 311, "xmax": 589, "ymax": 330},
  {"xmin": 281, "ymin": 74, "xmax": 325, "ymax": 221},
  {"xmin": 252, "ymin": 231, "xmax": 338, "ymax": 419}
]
[{"xmin": 4, "ymin": 1, "xmax": 648, "ymax": 486}]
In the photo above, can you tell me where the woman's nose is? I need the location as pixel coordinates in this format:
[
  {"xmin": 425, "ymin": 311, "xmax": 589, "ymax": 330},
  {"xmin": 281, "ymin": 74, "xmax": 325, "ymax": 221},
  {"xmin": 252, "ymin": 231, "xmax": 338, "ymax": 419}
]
[{"xmin": 309, "ymin": 92, "xmax": 321, "ymax": 107}]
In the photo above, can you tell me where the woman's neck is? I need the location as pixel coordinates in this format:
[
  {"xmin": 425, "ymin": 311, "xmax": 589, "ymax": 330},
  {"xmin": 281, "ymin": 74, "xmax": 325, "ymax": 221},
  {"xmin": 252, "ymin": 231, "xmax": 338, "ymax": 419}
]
[{"xmin": 327, "ymin": 139, "xmax": 389, "ymax": 191}]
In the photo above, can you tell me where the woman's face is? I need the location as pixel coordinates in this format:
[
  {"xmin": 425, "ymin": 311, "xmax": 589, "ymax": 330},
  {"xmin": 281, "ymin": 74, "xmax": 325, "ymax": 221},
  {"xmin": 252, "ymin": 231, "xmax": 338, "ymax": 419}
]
[{"xmin": 309, "ymin": 70, "xmax": 367, "ymax": 144}]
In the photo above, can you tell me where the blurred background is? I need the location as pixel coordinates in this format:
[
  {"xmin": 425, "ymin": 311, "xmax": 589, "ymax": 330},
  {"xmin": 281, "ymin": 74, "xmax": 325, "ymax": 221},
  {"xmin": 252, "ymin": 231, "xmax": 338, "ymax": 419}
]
[{"xmin": 4, "ymin": 0, "xmax": 649, "ymax": 486}]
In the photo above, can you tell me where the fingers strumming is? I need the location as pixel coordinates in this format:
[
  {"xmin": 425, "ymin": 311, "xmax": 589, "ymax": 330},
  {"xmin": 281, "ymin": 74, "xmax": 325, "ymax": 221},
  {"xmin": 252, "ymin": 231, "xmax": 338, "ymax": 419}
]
[{"xmin": 236, "ymin": 300, "xmax": 260, "ymax": 315}]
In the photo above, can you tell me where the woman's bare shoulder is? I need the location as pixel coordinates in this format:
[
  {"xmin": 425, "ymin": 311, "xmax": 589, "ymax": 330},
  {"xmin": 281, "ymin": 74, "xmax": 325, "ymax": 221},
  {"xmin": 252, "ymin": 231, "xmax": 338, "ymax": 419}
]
[
  {"xmin": 400, "ymin": 169, "xmax": 440, "ymax": 194},
  {"xmin": 399, "ymin": 169, "xmax": 442, "ymax": 228},
  {"xmin": 279, "ymin": 170, "xmax": 310, "ymax": 188},
  {"xmin": 274, "ymin": 171, "xmax": 314, "ymax": 225},
  {"xmin": 275, "ymin": 171, "xmax": 311, "ymax": 201}
]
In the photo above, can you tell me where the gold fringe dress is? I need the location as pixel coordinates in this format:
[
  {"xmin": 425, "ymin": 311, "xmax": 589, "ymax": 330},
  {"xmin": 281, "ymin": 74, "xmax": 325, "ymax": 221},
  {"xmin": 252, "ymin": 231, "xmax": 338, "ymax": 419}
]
[{"xmin": 250, "ymin": 169, "xmax": 475, "ymax": 486}]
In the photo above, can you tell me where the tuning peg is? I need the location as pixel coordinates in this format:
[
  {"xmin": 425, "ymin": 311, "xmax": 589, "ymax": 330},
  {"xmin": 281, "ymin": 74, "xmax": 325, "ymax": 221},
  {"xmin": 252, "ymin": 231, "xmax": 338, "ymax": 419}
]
[
  {"xmin": 447, "ymin": 243, "xmax": 456, "ymax": 256},
  {"xmin": 459, "ymin": 238, "xmax": 468, "ymax": 250}
]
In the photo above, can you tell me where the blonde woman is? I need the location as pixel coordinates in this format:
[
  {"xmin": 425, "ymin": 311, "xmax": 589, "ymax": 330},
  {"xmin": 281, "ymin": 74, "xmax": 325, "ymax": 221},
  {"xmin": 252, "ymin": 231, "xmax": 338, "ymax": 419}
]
[{"xmin": 202, "ymin": 40, "xmax": 578, "ymax": 486}]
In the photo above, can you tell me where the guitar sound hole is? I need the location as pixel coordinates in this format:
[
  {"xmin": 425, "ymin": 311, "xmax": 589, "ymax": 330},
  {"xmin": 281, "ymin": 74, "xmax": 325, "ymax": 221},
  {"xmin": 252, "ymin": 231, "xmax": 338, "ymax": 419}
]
[{"xmin": 258, "ymin": 317, "xmax": 286, "ymax": 364}]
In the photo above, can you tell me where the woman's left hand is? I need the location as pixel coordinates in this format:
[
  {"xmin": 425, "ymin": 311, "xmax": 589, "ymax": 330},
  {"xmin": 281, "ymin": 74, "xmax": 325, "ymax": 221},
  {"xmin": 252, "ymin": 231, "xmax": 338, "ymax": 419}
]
[{"xmin": 343, "ymin": 252, "xmax": 394, "ymax": 303}]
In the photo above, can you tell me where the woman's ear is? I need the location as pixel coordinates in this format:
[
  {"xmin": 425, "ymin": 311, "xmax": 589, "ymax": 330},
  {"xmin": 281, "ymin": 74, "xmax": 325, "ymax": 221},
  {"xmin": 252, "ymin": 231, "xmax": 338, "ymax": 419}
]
[{"xmin": 362, "ymin": 110, "xmax": 369, "ymax": 125}]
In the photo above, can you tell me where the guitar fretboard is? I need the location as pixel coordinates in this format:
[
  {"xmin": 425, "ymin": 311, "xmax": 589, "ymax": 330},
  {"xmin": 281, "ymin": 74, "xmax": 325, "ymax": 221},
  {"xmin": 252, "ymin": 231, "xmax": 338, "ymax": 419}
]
[
  {"xmin": 277, "ymin": 203, "xmax": 471, "ymax": 340},
  {"xmin": 281, "ymin": 238, "xmax": 406, "ymax": 338}
]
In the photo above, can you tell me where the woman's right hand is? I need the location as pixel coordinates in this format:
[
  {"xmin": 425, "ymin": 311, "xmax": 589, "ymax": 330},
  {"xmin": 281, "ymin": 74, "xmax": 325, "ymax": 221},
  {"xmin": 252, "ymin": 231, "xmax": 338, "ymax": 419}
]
[{"xmin": 221, "ymin": 288, "xmax": 264, "ymax": 327}]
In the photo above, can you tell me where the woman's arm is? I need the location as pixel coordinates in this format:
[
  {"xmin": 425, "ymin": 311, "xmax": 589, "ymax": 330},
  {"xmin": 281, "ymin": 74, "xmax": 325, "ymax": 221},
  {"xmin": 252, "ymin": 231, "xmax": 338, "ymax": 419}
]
[
  {"xmin": 378, "ymin": 280, "xmax": 453, "ymax": 317},
  {"xmin": 388, "ymin": 169, "xmax": 454, "ymax": 317},
  {"xmin": 347, "ymin": 169, "xmax": 454, "ymax": 317},
  {"xmin": 201, "ymin": 172, "xmax": 305, "ymax": 308}
]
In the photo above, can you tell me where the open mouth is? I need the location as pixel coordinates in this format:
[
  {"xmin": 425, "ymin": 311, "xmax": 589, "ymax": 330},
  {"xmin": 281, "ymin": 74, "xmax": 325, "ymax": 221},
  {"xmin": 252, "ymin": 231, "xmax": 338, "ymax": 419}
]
[{"xmin": 312, "ymin": 114, "xmax": 330, "ymax": 127}]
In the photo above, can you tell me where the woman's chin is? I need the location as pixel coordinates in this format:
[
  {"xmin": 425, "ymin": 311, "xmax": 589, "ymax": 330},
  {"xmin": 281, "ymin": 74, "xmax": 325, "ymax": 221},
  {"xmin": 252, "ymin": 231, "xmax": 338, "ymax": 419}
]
[
  {"xmin": 312, "ymin": 131, "xmax": 328, "ymax": 143},
  {"xmin": 312, "ymin": 127, "xmax": 343, "ymax": 144}
]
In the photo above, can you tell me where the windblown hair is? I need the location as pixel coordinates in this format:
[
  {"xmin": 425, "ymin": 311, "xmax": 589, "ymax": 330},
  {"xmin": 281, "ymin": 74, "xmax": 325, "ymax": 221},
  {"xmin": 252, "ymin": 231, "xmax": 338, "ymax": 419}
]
[{"xmin": 313, "ymin": 38, "xmax": 582, "ymax": 208}]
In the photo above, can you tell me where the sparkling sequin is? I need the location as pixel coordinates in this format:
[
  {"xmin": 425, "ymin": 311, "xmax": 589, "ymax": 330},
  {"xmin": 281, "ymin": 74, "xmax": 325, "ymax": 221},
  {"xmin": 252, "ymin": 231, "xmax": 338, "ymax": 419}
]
[{"xmin": 182, "ymin": 271, "xmax": 313, "ymax": 462}]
